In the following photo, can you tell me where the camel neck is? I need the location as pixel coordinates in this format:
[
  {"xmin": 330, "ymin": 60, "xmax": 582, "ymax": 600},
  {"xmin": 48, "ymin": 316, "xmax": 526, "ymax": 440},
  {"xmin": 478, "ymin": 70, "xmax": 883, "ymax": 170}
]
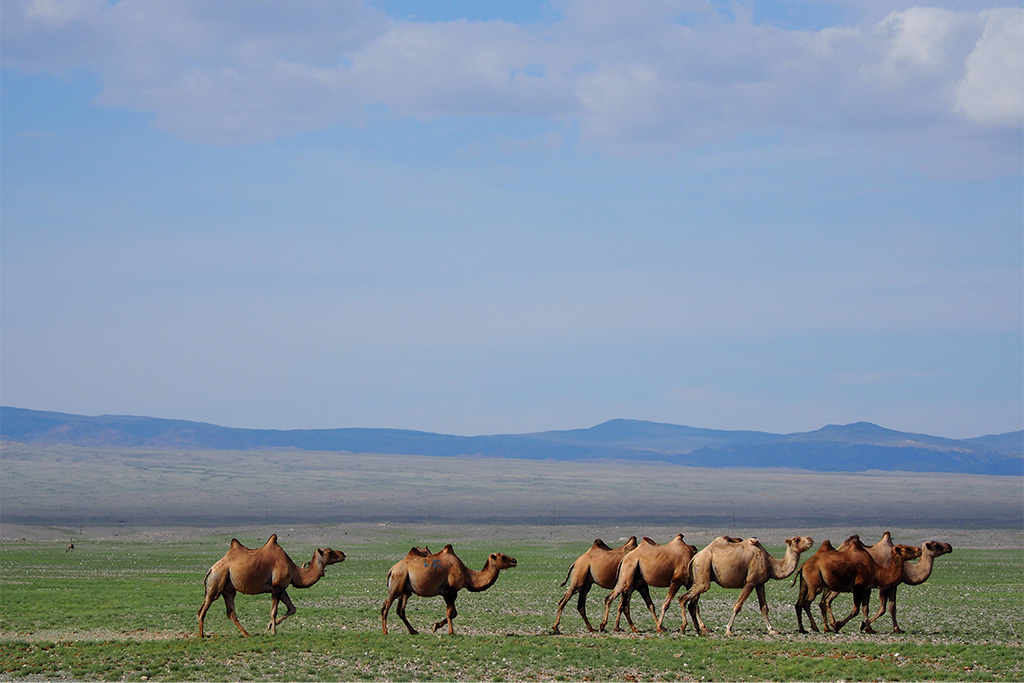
[
  {"xmin": 465, "ymin": 560, "xmax": 501, "ymax": 592},
  {"xmin": 292, "ymin": 555, "xmax": 325, "ymax": 588},
  {"xmin": 769, "ymin": 546, "xmax": 801, "ymax": 580},
  {"xmin": 901, "ymin": 552, "xmax": 936, "ymax": 586}
]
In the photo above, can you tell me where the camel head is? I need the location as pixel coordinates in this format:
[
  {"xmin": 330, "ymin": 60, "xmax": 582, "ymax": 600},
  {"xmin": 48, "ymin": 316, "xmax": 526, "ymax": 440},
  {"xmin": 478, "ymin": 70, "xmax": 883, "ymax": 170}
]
[
  {"xmin": 786, "ymin": 536, "xmax": 814, "ymax": 553},
  {"xmin": 891, "ymin": 545, "xmax": 917, "ymax": 562},
  {"xmin": 923, "ymin": 541, "xmax": 953, "ymax": 557},
  {"xmin": 895, "ymin": 544, "xmax": 922, "ymax": 561},
  {"xmin": 489, "ymin": 553, "xmax": 517, "ymax": 570},
  {"xmin": 317, "ymin": 548, "xmax": 346, "ymax": 569}
]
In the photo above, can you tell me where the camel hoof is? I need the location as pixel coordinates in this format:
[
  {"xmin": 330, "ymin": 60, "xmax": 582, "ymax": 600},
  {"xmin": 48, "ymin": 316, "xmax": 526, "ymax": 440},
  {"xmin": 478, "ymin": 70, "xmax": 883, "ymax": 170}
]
[{"xmin": 893, "ymin": 627, "xmax": 904, "ymax": 634}]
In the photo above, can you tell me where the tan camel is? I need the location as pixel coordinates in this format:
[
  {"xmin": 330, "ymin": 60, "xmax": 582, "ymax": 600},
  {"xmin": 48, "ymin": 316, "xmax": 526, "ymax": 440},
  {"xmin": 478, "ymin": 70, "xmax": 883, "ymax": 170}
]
[
  {"xmin": 869, "ymin": 539, "xmax": 953, "ymax": 632},
  {"xmin": 793, "ymin": 536, "xmax": 915, "ymax": 634},
  {"xmin": 681, "ymin": 535, "xmax": 814, "ymax": 635},
  {"xmin": 598, "ymin": 534, "xmax": 700, "ymax": 633},
  {"xmin": 381, "ymin": 544, "xmax": 517, "ymax": 635},
  {"xmin": 552, "ymin": 536, "xmax": 638, "ymax": 633},
  {"xmin": 197, "ymin": 534, "xmax": 346, "ymax": 637}
]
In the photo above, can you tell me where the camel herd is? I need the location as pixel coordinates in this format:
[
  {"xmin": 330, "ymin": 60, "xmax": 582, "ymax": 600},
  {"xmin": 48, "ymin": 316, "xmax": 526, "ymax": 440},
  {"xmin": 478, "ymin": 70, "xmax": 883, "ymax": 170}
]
[{"xmin": 195, "ymin": 531, "xmax": 951, "ymax": 638}]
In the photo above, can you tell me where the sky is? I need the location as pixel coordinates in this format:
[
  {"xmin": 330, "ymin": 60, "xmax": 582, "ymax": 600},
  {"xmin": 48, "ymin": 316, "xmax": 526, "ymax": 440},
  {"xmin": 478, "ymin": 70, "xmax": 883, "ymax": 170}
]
[{"xmin": 1, "ymin": 0, "xmax": 1022, "ymax": 439}]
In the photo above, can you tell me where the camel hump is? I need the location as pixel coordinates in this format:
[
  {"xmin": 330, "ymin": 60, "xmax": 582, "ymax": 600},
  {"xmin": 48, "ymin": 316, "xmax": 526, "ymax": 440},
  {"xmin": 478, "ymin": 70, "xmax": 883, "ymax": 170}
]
[
  {"xmin": 441, "ymin": 544, "xmax": 455, "ymax": 554},
  {"xmin": 641, "ymin": 537, "xmax": 658, "ymax": 545},
  {"xmin": 264, "ymin": 534, "xmax": 279, "ymax": 546},
  {"xmin": 592, "ymin": 539, "xmax": 612, "ymax": 551},
  {"xmin": 723, "ymin": 536, "xmax": 743, "ymax": 544},
  {"xmin": 230, "ymin": 538, "xmax": 244, "ymax": 549},
  {"xmin": 820, "ymin": 539, "xmax": 834, "ymax": 551},
  {"xmin": 672, "ymin": 533, "xmax": 684, "ymax": 541}
]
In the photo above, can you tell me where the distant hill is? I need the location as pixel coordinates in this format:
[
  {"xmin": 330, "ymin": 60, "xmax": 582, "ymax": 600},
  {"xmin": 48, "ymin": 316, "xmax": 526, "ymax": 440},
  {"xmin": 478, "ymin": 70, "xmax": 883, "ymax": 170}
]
[{"xmin": 1, "ymin": 406, "xmax": 1021, "ymax": 475}]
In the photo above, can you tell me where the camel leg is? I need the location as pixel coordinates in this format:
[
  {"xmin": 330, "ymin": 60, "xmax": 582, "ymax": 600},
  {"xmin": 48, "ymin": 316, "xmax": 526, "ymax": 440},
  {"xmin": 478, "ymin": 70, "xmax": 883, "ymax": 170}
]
[
  {"xmin": 273, "ymin": 589, "xmax": 297, "ymax": 629},
  {"xmin": 268, "ymin": 589, "xmax": 280, "ymax": 634},
  {"xmin": 222, "ymin": 587, "xmax": 250, "ymax": 637},
  {"xmin": 552, "ymin": 578, "xmax": 583, "ymax": 633},
  {"xmin": 870, "ymin": 586, "xmax": 901, "ymax": 633},
  {"xmin": 615, "ymin": 591, "xmax": 632, "ymax": 632},
  {"xmin": 831, "ymin": 592, "xmax": 861, "ymax": 633},
  {"xmin": 599, "ymin": 589, "xmax": 620, "ymax": 632},
  {"xmin": 656, "ymin": 580, "xmax": 683, "ymax": 633},
  {"xmin": 754, "ymin": 584, "xmax": 778, "ymax": 635},
  {"xmin": 432, "ymin": 593, "xmax": 458, "ymax": 634},
  {"xmin": 857, "ymin": 589, "xmax": 875, "ymax": 634},
  {"xmin": 615, "ymin": 591, "xmax": 639, "ymax": 633},
  {"xmin": 576, "ymin": 583, "xmax": 598, "ymax": 632},
  {"xmin": 794, "ymin": 585, "xmax": 819, "ymax": 634},
  {"xmin": 628, "ymin": 583, "xmax": 653, "ymax": 633},
  {"xmin": 380, "ymin": 596, "xmax": 392, "ymax": 635},
  {"xmin": 396, "ymin": 593, "xmax": 419, "ymax": 635},
  {"xmin": 724, "ymin": 583, "xmax": 755, "ymax": 636},
  {"xmin": 682, "ymin": 587, "xmax": 710, "ymax": 635},
  {"xmin": 197, "ymin": 590, "xmax": 219, "ymax": 638},
  {"xmin": 684, "ymin": 594, "xmax": 701, "ymax": 635},
  {"xmin": 823, "ymin": 590, "xmax": 840, "ymax": 629}
]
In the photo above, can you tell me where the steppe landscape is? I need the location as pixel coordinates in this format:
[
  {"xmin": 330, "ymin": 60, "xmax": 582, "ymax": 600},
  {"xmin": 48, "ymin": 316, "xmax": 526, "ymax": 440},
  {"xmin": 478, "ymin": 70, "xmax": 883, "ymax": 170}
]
[{"xmin": 1, "ymin": 444, "xmax": 1021, "ymax": 680}]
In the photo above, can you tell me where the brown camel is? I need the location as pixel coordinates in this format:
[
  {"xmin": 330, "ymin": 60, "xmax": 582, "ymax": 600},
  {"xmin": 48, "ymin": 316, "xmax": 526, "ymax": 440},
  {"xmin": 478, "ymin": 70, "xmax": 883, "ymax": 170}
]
[
  {"xmin": 66, "ymin": 540, "xmax": 74, "ymax": 553},
  {"xmin": 381, "ymin": 544, "xmax": 517, "ymax": 635},
  {"xmin": 681, "ymin": 535, "xmax": 814, "ymax": 635},
  {"xmin": 869, "ymin": 539, "xmax": 953, "ymax": 632},
  {"xmin": 820, "ymin": 531, "xmax": 930, "ymax": 632},
  {"xmin": 598, "ymin": 534, "xmax": 700, "ymax": 633},
  {"xmin": 793, "ymin": 536, "xmax": 915, "ymax": 634},
  {"xmin": 197, "ymin": 534, "xmax": 346, "ymax": 637},
  {"xmin": 552, "ymin": 536, "xmax": 638, "ymax": 633}
]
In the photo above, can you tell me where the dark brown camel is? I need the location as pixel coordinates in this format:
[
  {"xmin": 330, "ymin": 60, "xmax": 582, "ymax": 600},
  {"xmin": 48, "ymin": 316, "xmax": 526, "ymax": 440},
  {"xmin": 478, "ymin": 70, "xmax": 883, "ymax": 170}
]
[{"xmin": 794, "ymin": 536, "xmax": 915, "ymax": 634}]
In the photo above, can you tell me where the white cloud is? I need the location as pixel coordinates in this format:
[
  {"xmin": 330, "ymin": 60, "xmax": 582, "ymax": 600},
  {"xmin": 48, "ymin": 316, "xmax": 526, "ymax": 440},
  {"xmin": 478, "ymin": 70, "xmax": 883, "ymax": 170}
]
[
  {"xmin": 956, "ymin": 7, "xmax": 1024, "ymax": 127},
  {"xmin": 2, "ymin": 0, "xmax": 1020, "ymax": 151}
]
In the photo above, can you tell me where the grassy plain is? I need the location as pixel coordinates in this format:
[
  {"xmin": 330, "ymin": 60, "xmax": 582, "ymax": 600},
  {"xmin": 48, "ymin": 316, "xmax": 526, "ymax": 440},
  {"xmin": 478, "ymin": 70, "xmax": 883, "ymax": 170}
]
[
  {"xmin": 0, "ymin": 524, "xmax": 1022, "ymax": 681},
  {"xmin": 1, "ymin": 445, "xmax": 1021, "ymax": 679}
]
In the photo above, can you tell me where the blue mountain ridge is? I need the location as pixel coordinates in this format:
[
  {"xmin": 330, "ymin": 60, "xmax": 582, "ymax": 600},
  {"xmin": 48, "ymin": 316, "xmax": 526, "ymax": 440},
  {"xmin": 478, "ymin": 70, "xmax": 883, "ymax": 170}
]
[{"xmin": 1, "ymin": 406, "xmax": 1020, "ymax": 475}]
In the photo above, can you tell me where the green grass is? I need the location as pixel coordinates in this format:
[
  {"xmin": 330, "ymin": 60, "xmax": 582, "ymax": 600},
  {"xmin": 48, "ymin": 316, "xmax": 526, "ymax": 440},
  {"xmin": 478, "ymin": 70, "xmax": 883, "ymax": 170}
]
[{"xmin": 1, "ymin": 528, "xmax": 1022, "ymax": 681}]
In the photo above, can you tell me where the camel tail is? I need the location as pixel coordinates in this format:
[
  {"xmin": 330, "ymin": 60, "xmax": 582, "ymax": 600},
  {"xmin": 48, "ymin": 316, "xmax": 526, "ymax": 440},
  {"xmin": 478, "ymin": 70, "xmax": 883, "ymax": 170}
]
[
  {"xmin": 560, "ymin": 562, "xmax": 576, "ymax": 587},
  {"xmin": 791, "ymin": 562, "xmax": 805, "ymax": 586}
]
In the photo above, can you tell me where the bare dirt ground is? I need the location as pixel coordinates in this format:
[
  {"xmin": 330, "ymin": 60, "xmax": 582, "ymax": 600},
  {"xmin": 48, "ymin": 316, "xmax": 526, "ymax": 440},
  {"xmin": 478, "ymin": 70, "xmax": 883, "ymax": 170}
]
[
  {"xmin": 3, "ymin": 521, "xmax": 1020, "ymax": 550},
  {"xmin": 2, "ymin": 444, "xmax": 1021, "ymax": 534}
]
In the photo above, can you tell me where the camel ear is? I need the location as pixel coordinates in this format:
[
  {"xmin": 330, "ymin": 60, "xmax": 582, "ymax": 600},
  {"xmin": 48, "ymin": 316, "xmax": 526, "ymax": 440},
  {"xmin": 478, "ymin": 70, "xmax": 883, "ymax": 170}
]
[{"xmin": 490, "ymin": 553, "xmax": 497, "ymax": 561}]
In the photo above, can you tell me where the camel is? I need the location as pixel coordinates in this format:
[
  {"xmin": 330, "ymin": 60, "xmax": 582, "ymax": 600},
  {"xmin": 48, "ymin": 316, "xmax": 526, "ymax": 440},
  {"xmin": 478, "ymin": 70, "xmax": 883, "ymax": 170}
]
[
  {"xmin": 381, "ymin": 544, "xmax": 517, "ymax": 635},
  {"xmin": 793, "ymin": 536, "xmax": 915, "ymax": 634},
  {"xmin": 598, "ymin": 534, "xmax": 700, "ymax": 633},
  {"xmin": 820, "ymin": 531, "xmax": 930, "ymax": 632},
  {"xmin": 197, "ymin": 534, "xmax": 346, "ymax": 637},
  {"xmin": 680, "ymin": 535, "xmax": 814, "ymax": 635},
  {"xmin": 856, "ymin": 537, "xmax": 952, "ymax": 632},
  {"xmin": 66, "ymin": 540, "xmax": 74, "ymax": 553},
  {"xmin": 552, "ymin": 536, "xmax": 638, "ymax": 633}
]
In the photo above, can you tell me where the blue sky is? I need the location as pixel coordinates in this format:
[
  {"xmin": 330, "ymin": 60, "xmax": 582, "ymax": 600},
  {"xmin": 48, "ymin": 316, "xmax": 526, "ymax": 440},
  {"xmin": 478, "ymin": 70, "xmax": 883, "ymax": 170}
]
[{"xmin": 2, "ymin": 0, "xmax": 1021, "ymax": 438}]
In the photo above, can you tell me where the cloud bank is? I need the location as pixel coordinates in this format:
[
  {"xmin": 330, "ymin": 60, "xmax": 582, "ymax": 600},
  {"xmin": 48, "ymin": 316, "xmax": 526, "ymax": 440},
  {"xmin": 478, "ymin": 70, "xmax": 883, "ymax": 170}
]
[{"xmin": 3, "ymin": 0, "xmax": 1021, "ymax": 151}]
